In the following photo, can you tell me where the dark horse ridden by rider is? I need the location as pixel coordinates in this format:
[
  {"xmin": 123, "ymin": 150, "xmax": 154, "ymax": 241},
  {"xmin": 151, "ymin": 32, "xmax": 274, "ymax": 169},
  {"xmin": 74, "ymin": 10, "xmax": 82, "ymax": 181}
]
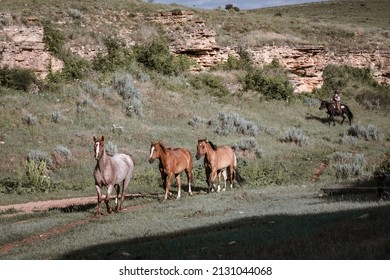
[{"xmin": 319, "ymin": 100, "xmax": 354, "ymax": 126}]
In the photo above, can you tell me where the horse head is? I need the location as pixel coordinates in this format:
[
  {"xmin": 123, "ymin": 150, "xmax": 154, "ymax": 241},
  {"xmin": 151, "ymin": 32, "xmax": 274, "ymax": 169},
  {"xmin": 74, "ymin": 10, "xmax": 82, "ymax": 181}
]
[
  {"xmin": 319, "ymin": 100, "xmax": 327, "ymax": 110},
  {"xmin": 93, "ymin": 135, "xmax": 105, "ymax": 160},
  {"xmin": 196, "ymin": 139, "xmax": 211, "ymax": 160},
  {"xmin": 149, "ymin": 141, "xmax": 167, "ymax": 163}
]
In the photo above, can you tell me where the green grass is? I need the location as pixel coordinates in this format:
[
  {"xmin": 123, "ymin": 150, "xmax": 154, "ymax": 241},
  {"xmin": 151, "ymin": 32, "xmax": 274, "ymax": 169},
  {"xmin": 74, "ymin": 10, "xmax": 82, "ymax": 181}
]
[{"xmin": 1, "ymin": 186, "xmax": 390, "ymax": 259}]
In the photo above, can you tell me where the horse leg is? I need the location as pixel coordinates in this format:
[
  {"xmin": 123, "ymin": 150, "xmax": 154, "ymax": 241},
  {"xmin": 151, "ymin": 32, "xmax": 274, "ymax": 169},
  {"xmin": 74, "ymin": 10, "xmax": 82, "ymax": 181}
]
[
  {"xmin": 341, "ymin": 113, "xmax": 345, "ymax": 125},
  {"xmin": 185, "ymin": 169, "xmax": 192, "ymax": 195},
  {"xmin": 209, "ymin": 169, "xmax": 217, "ymax": 193},
  {"xmin": 221, "ymin": 169, "xmax": 228, "ymax": 191},
  {"xmin": 95, "ymin": 185, "xmax": 104, "ymax": 216},
  {"xmin": 176, "ymin": 174, "xmax": 181, "ymax": 199},
  {"xmin": 114, "ymin": 184, "xmax": 120, "ymax": 212},
  {"xmin": 229, "ymin": 165, "xmax": 234, "ymax": 190},
  {"xmin": 118, "ymin": 177, "xmax": 131, "ymax": 212},
  {"xmin": 105, "ymin": 184, "xmax": 114, "ymax": 214},
  {"xmin": 164, "ymin": 174, "xmax": 174, "ymax": 200},
  {"xmin": 205, "ymin": 167, "xmax": 211, "ymax": 192},
  {"xmin": 216, "ymin": 171, "xmax": 222, "ymax": 192}
]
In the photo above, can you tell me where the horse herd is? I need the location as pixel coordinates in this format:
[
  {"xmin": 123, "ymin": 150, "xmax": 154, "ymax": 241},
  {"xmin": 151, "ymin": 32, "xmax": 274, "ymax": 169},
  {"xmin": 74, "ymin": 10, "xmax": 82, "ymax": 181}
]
[
  {"xmin": 93, "ymin": 100, "xmax": 353, "ymax": 215},
  {"xmin": 93, "ymin": 136, "xmax": 245, "ymax": 215}
]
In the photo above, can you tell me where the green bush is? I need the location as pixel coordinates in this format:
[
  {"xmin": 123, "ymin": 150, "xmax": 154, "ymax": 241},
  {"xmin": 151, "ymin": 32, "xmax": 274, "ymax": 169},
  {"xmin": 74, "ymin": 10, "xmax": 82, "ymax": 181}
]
[
  {"xmin": 322, "ymin": 65, "xmax": 377, "ymax": 93},
  {"xmin": 214, "ymin": 49, "xmax": 252, "ymax": 71},
  {"xmin": 0, "ymin": 66, "xmax": 37, "ymax": 91},
  {"xmin": 133, "ymin": 38, "xmax": 193, "ymax": 75},
  {"xmin": 242, "ymin": 59, "xmax": 293, "ymax": 100},
  {"xmin": 42, "ymin": 20, "xmax": 65, "ymax": 56},
  {"xmin": 356, "ymin": 88, "xmax": 390, "ymax": 110},
  {"xmin": 189, "ymin": 73, "xmax": 230, "ymax": 98},
  {"xmin": 92, "ymin": 36, "xmax": 133, "ymax": 73},
  {"xmin": 0, "ymin": 161, "xmax": 53, "ymax": 194}
]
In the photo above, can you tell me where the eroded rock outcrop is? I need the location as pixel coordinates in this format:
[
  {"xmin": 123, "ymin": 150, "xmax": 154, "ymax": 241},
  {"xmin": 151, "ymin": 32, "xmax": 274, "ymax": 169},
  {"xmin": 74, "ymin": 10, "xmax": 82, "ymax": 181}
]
[
  {"xmin": 1, "ymin": 10, "xmax": 389, "ymax": 93},
  {"xmin": 0, "ymin": 15, "xmax": 63, "ymax": 79}
]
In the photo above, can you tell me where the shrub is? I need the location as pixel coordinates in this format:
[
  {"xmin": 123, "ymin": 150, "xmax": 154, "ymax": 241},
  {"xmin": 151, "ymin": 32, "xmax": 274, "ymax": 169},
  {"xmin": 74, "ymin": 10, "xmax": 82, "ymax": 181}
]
[
  {"xmin": 67, "ymin": 8, "xmax": 82, "ymax": 19},
  {"xmin": 356, "ymin": 88, "xmax": 390, "ymax": 111},
  {"xmin": 188, "ymin": 116, "xmax": 205, "ymax": 128},
  {"xmin": 24, "ymin": 160, "xmax": 53, "ymax": 193},
  {"xmin": 133, "ymin": 38, "xmax": 193, "ymax": 76},
  {"xmin": 215, "ymin": 49, "xmax": 252, "ymax": 71},
  {"xmin": 232, "ymin": 138, "xmax": 263, "ymax": 158},
  {"xmin": 339, "ymin": 132, "xmax": 358, "ymax": 146},
  {"xmin": 27, "ymin": 150, "xmax": 53, "ymax": 166},
  {"xmin": 42, "ymin": 20, "xmax": 65, "ymax": 56},
  {"xmin": 347, "ymin": 123, "xmax": 382, "ymax": 141},
  {"xmin": 112, "ymin": 72, "xmax": 143, "ymax": 117},
  {"xmin": 51, "ymin": 111, "xmax": 65, "ymax": 123},
  {"xmin": 105, "ymin": 141, "xmax": 118, "ymax": 155},
  {"xmin": 0, "ymin": 66, "xmax": 37, "ymax": 91},
  {"xmin": 242, "ymin": 59, "xmax": 293, "ymax": 100},
  {"xmin": 189, "ymin": 73, "xmax": 230, "ymax": 98},
  {"xmin": 22, "ymin": 113, "xmax": 37, "ymax": 125},
  {"xmin": 282, "ymin": 127, "xmax": 309, "ymax": 146},
  {"xmin": 1, "ymin": 161, "xmax": 53, "ymax": 194},
  {"xmin": 333, "ymin": 152, "xmax": 366, "ymax": 179},
  {"xmin": 92, "ymin": 36, "xmax": 133, "ymax": 73},
  {"xmin": 322, "ymin": 65, "xmax": 377, "ymax": 93},
  {"xmin": 211, "ymin": 112, "xmax": 258, "ymax": 136},
  {"xmin": 54, "ymin": 145, "xmax": 72, "ymax": 160}
]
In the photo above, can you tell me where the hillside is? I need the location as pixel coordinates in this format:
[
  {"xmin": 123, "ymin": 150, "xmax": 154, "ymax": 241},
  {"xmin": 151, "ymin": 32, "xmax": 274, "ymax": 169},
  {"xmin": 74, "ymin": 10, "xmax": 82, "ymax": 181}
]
[{"xmin": 0, "ymin": 0, "xmax": 389, "ymax": 205}]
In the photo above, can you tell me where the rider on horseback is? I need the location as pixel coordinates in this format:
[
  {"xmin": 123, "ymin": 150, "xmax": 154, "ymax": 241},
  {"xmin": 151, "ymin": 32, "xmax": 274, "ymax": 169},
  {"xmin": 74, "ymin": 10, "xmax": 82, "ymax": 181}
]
[{"xmin": 332, "ymin": 90, "xmax": 341, "ymax": 114}]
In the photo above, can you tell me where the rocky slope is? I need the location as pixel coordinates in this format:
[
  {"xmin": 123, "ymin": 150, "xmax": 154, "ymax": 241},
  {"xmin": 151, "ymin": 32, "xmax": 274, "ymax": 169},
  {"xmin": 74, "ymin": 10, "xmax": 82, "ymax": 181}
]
[{"xmin": 1, "ymin": 10, "xmax": 389, "ymax": 92}]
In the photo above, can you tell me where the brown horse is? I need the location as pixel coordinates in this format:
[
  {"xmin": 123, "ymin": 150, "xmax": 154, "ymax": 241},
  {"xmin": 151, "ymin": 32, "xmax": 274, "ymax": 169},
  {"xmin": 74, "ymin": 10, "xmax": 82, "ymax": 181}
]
[
  {"xmin": 93, "ymin": 136, "xmax": 135, "ymax": 215},
  {"xmin": 196, "ymin": 139, "xmax": 245, "ymax": 193},
  {"xmin": 148, "ymin": 141, "xmax": 193, "ymax": 200}
]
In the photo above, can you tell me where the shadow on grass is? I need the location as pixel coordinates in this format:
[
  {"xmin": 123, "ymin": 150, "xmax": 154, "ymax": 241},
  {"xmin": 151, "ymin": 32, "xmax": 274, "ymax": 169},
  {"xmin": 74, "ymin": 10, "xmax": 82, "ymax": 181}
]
[
  {"xmin": 305, "ymin": 112, "xmax": 348, "ymax": 126},
  {"xmin": 60, "ymin": 203, "xmax": 390, "ymax": 260}
]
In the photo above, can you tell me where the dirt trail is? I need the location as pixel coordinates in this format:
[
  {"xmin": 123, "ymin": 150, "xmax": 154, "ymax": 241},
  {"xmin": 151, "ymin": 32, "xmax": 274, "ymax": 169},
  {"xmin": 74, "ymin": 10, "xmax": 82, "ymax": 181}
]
[
  {"xmin": 0, "ymin": 193, "xmax": 156, "ymax": 214},
  {"xmin": 0, "ymin": 195, "xmax": 150, "ymax": 255},
  {"xmin": 0, "ymin": 196, "xmax": 97, "ymax": 214}
]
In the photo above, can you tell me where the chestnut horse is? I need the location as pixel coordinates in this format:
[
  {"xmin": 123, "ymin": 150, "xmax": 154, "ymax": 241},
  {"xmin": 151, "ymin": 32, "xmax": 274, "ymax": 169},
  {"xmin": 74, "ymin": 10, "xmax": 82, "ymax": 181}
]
[
  {"xmin": 93, "ymin": 135, "xmax": 135, "ymax": 215},
  {"xmin": 148, "ymin": 141, "xmax": 193, "ymax": 200},
  {"xmin": 196, "ymin": 139, "xmax": 245, "ymax": 193}
]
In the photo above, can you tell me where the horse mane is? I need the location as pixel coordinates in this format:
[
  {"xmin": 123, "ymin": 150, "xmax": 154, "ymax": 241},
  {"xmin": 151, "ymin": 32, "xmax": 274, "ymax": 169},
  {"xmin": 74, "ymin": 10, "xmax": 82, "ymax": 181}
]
[
  {"xmin": 158, "ymin": 141, "xmax": 168, "ymax": 154},
  {"xmin": 198, "ymin": 138, "xmax": 218, "ymax": 151},
  {"xmin": 207, "ymin": 140, "xmax": 218, "ymax": 151}
]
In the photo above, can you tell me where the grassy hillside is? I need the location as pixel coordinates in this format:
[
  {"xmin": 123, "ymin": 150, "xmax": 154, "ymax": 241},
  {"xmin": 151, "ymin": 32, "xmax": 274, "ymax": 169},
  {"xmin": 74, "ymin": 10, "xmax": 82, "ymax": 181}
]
[{"xmin": 0, "ymin": 0, "xmax": 389, "ymax": 206}]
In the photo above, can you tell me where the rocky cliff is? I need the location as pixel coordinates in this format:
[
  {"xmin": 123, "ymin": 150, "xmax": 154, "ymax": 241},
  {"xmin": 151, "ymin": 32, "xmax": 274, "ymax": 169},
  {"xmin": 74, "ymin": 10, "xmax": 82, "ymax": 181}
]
[{"xmin": 1, "ymin": 10, "xmax": 389, "ymax": 93}]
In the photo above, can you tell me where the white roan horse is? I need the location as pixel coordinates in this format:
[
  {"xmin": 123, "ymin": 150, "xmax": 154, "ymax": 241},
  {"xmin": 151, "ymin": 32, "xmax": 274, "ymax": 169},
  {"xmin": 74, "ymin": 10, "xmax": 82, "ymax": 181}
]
[{"xmin": 93, "ymin": 135, "xmax": 135, "ymax": 215}]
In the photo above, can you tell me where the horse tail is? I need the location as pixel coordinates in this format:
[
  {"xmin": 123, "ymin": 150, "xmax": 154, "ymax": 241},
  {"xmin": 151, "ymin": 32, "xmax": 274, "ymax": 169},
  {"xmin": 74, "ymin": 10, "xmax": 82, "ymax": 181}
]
[
  {"xmin": 233, "ymin": 153, "xmax": 246, "ymax": 186},
  {"xmin": 234, "ymin": 168, "xmax": 246, "ymax": 186},
  {"xmin": 343, "ymin": 105, "xmax": 354, "ymax": 124}
]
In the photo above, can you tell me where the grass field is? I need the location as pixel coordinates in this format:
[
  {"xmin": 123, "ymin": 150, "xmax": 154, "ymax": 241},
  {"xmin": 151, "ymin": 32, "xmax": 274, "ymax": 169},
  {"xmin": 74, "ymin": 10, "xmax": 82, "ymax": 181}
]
[{"xmin": 0, "ymin": 0, "xmax": 390, "ymax": 260}]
